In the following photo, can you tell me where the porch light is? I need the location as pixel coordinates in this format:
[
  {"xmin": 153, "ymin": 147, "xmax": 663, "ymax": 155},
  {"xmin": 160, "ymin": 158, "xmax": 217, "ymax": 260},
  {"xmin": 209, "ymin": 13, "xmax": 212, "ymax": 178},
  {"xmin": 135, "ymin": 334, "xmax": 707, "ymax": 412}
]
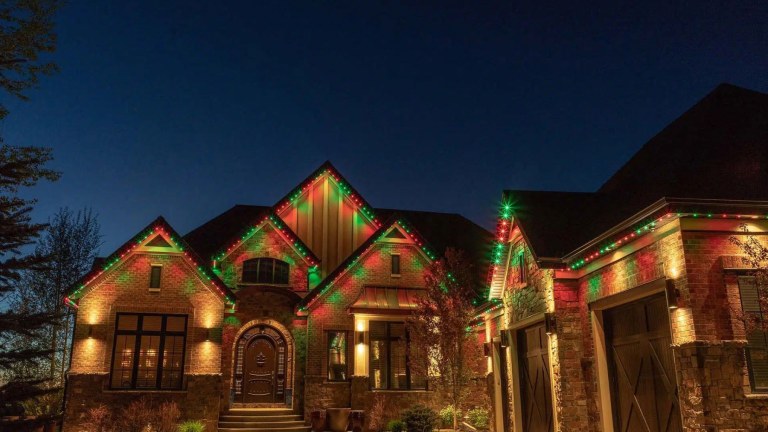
[
  {"xmin": 544, "ymin": 312, "xmax": 557, "ymax": 335},
  {"xmin": 665, "ymin": 279, "xmax": 680, "ymax": 310},
  {"xmin": 87, "ymin": 324, "xmax": 93, "ymax": 339},
  {"xmin": 356, "ymin": 330, "xmax": 365, "ymax": 345},
  {"xmin": 500, "ymin": 329, "xmax": 512, "ymax": 348}
]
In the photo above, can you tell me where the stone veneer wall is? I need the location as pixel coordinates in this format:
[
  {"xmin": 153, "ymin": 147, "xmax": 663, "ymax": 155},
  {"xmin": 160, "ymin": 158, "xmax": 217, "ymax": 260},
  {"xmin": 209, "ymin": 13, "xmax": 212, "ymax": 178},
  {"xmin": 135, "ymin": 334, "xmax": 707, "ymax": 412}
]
[{"xmin": 64, "ymin": 374, "xmax": 221, "ymax": 432}]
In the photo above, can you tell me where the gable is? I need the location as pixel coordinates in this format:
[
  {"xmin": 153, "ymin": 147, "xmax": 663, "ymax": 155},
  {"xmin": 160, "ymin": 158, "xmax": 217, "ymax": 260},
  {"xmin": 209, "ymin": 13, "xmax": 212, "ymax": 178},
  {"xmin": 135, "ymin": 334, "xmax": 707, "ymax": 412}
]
[
  {"xmin": 299, "ymin": 217, "xmax": 437, "ymax": 311},
  {"xmin": 275, "ymin": 163, "xmax": 380, "ymax": 277},
  {"xmin": 214, "ymin": 217, "xmax": 320, "ymax": 290},
  {"xmin": 65, "ymin": 217, "xmax": 235, "ymax": 308}
]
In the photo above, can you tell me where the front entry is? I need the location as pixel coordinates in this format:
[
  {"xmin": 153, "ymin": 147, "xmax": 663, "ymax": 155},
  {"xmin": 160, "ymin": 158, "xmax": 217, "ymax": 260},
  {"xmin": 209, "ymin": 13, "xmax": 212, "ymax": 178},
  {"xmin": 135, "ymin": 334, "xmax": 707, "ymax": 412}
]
[
  {"xmin": 605, "ymin": 294, "xmax": 681, "ymax": 432},
  {"xmin": 234, "ymin": 325, "xmax": 287, "ymax": 404},
  {"xmin": 243, "ymin": 336, "xmax": 278, "ymax": 403},
  {"xmin": 518, "ymin": 323, "xmax": 554, "ymax": 432}
]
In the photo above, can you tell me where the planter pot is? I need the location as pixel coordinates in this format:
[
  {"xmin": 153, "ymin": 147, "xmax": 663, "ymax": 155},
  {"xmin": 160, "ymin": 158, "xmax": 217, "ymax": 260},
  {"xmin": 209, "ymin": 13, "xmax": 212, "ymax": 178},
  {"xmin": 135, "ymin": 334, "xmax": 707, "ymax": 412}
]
[{"xmin": 326, "ymin": 408, "xmax": 351, "ymax": 432}]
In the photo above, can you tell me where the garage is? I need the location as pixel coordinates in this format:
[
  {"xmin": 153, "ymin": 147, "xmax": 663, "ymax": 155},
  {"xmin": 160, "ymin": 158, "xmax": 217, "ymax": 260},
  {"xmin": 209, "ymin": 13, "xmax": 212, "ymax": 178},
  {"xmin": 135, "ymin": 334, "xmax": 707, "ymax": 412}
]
[{"xmin": 605, "ymin": 294, "xmax": 681, "ymax": 432}]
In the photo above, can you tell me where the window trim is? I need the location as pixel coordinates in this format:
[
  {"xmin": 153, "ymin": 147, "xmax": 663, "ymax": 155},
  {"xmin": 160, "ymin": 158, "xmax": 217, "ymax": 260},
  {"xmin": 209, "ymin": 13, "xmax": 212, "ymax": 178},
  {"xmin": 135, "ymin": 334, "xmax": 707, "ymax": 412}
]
[
  {"xmin": 109, "ymin": 313, "xmax": 188, "ymax": 390},
  {"xmin": 149, "ymin": 265, "xmax": 162, "ymax": 291},
  {"xmin": 391, "ymin": 254, "xmax": 401, "ymax": 277},
  {"xmin": 368, "ymin": 321, "xmax": 426, "ymax": 391},
  {"xmin": 326, "ymin": 330, "xmax": 350, "ymax": 382},
  {"xmin": 241, "ymin": 257, "xmax": 290, "ymax": 285}
]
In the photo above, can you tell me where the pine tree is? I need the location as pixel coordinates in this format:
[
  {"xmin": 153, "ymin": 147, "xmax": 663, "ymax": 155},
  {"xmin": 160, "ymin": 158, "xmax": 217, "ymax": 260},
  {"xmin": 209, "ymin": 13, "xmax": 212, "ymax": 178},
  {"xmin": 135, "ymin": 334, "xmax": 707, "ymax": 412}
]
[{"xmin": 0, "ymin": 145, "xmax": 60, "ymax": 429}]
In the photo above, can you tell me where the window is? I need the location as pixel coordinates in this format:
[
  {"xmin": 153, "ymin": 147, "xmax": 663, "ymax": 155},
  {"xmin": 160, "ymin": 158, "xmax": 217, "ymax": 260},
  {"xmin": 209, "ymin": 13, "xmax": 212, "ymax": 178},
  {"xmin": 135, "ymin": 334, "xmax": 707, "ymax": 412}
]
[
  {"xmin": 738, "ymin": 276, "xmax": 768, "ymax": 391},
  {"xmin": 110, "ymin": 313, "xmax": 187, "ymax": 390},
  {"xmin": 517, "ymin": 250, "xmax": 527, "ymax": 284},
  {"xmin": 149, "ymin": 266, "xmax": 162, "ymax": 290},
  {"xmin": 391, "ymin": 254, "xmax": 401, "ymax": 276},
  {"xmin": 369, "ymin": 321, "xmax": 425, "ymax": 390},
  {"xmin": 241, "ymin": 258, "xmax": 290, "ymax": 284},
  {"xmin": 327, "ymin": 331, "xmax": 348, "ymax": 381}
]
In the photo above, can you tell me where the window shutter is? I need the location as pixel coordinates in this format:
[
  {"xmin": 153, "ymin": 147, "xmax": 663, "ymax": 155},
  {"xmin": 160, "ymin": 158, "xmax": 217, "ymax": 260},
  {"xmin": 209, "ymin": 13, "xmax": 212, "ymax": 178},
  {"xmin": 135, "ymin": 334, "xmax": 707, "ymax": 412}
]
[{"xmin": 739, "ymin": 276, "xmax": 768, "ymax": 391}]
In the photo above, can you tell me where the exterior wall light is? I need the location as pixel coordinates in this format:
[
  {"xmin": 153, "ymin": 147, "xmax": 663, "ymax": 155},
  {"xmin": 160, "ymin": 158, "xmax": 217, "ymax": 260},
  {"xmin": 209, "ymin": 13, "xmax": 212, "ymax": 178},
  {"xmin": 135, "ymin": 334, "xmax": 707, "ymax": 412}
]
[
  {"xmin": 87, "ymin": 324, "xmax": 93, "ymax": 339},
  {"xmin": 500, "ymin": 329, "xmax": 512, "ymax": 348},
  {"xmin": 356, "ymin": 330, "xmax": 365, "ymax": 345},
  {"xmin": 207, "ymin": 328, "xmax": 222, "ymax": 342},
  {"xmin": 544, "ymin": 312, "xmax": 557, "ymax": 335},
  {"xmin": 665, "ymin": 279, "xmax": 680, "ymax": 310}
]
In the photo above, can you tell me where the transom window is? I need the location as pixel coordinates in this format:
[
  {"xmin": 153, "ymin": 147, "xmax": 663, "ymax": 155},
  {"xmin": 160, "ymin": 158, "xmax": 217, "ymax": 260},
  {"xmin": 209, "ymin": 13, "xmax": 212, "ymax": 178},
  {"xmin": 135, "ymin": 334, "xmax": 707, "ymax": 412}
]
[
  {"xmin": 738, "ymin": 276, "xmax": 768, "ymax": 391},
  {"xmin": 242, "ymin": 258, "xmax": 290, "ymax": 284},
  {"xmin": 110, "ymin": 313, "xmax": 187, "ymax": 390},
  {"xmin": 369, "ymin": 321, "xmax": 426, "ymax": 390}
]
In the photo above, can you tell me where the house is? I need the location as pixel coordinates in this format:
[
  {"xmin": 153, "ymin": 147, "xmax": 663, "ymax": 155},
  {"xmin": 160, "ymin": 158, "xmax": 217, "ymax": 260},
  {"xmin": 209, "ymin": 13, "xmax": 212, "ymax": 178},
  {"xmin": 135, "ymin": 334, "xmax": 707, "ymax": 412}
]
[
  {"xmin": 482, "ymin": 83, "xmax": 768, "ymax": 431},
  {"xmin": 62, "ymin": 162, "xmax": 492, "ymax": 431}
]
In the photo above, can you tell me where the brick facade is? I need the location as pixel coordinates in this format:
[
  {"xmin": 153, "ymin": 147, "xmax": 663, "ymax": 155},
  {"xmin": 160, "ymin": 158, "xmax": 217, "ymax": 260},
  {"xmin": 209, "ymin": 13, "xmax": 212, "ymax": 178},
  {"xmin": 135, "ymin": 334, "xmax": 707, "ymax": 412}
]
[{"xmin": 485, "ymin": 217, "xmax": 768, "ymax": 432}]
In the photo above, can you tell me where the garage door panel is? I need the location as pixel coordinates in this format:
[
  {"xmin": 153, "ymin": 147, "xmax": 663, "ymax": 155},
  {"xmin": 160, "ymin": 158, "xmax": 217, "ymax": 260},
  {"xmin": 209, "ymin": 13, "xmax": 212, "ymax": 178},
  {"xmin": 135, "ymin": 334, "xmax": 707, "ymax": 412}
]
[
  {"xmin": 606, "ymin": 294, "xmax": 681, "ymax": 432},
  {"xmin": 518, "ymin": 323, "xmax": 554, "ymax": 432}
]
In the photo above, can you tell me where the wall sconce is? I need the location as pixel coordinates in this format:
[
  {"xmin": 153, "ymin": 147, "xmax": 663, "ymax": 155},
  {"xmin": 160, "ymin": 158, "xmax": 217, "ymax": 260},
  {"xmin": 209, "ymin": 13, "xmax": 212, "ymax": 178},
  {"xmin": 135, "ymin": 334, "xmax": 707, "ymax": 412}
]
[
  {"xmin": 665, "ymin": 279, "xmax": 680, "ymax": 310},
  {"xmin": 483, "ymin": 342, "xmax": 492, "ymax": 357},
  {"xmin": 207, "ymin": 328, "xmax": 222, "ymax": 343},
  {"xmin": 356, "ymin": 330, "xmax": 365, "ymax": 345},
  {"xmin": 500, "ymin": 329, "xmax": 512, "ymax": 348},
  {"xmin": 86, "ymin": 324, "xmax": 93, "ymax": 339},
  {"xmin": 544, "ymin": 312, "xmax": 557, "ymax": 335}
]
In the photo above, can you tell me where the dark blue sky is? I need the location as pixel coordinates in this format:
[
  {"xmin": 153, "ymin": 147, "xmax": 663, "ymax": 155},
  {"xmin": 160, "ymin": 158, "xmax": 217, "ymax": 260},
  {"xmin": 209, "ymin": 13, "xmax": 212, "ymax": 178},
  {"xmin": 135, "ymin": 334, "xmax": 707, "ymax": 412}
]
[{"xmin": 4, "ymin": 1, "xmax": 767, "ymax": 253}]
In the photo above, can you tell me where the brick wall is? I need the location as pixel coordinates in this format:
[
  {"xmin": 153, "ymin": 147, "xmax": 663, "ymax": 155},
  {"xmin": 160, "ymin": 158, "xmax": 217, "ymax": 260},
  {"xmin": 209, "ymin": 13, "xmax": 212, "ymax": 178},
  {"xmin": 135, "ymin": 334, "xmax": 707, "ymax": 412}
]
[{"xmin": 64, "ymin": 250, "xmax": 226, "ymax": 430}]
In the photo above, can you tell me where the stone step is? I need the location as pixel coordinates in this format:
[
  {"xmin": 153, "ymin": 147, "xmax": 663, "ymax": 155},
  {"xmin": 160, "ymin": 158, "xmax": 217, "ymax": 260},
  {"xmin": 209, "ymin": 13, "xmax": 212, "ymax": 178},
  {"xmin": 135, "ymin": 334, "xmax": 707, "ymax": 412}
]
[
  {"xmin": 225, "ymin": 408, "xmax": 295, "ymax": 416},
  {"xmin": 218, "ymin": 427, "xmax": 310, "ymax": 432},
  {"xmin": 219, "ymin": 420, "xmax": 306, "ymax": 428},
  {"xmin": 220, "ymin": 415, "xmax": 302, "ymax": 422}
]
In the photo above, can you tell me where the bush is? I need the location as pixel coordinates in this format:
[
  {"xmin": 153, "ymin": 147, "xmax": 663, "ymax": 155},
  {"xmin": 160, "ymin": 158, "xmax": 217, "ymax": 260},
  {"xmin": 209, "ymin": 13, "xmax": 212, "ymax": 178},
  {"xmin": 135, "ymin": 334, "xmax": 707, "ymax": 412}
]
[
  {"xmin": 401, "ymin": 405, "xmax": 437, "ymax": 432},
  {"xmin": 438, "ymin": 405, "xmax": 461, "ymax": 427},
  {"xmin": 157, "ymin": 401, "xmax": 181, "ymax": 432},
  {"xmin": 178, "ymin": 420, "xmax": 206, "ymax": 432},
  {"xmin": 80, "ymin": 405, "xmax": 114, "ymax": 432},
  {"xmin": 386, "ymin": 419, "xmax": 405, "ymax": 432},
  {"xmin": 467, "ymin": 408, "xmax": 489, "ymax": 429}
]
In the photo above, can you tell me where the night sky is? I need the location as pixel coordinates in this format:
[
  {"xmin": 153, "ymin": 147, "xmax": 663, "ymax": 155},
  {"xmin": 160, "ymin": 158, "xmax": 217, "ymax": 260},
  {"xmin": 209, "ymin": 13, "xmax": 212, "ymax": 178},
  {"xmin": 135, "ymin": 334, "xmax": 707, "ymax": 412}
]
[{"xmin": 3, "ymin": 1, "xmax": 767, "ymax": 253}]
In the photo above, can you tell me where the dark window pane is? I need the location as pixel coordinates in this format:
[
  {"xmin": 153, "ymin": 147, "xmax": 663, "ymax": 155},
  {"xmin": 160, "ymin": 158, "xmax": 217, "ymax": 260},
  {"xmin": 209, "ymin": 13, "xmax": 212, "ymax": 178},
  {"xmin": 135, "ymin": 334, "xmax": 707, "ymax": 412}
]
[
  {"xmin": 117, "ymin": 314, "xmax": 138, "ymax": 331},
  {"xmin": 161, "ymin": 335, "xmax": 185, "ymax": 389},
  {"xmin": 257, "ymin": 258, "xmax": 273, "ymax": 283},
  {"xmin": 370, "ymin": 339, "xmax": 388, "ymax": 389},
  {"xmin": 111, "ymin": 335, "xmax": 135, "ymax": 388},
  {"xmin": 136, "ymin": 335, "xmax": 160, "ymax": 388},
  {"xmin": 391, "ymin": 255, "xmax": 401, "ymax": 275},
  {"xmin": 275, "ymin": 260, "xmax": 290, "ymax": 284},
  {"xmin": 242, "ymin": 259, "xmax": 259, "ymax": 283},
  {"xmin": 166, "ymin": 316, "xmax": 186, "ymax": 332},
  {"xmin": 391, "ymin": 338, "xmax": 407, "ymax": 389},
  {"xmin": 142, "ymin": 316, "xmax": 162, "ymax": 331},
  {"xmin": 327, "ymin": 331, "xmax": 348, "ymax": 381},
  {"xmin": 150, "ymin": 266, "xmax": 162, "ymax": 288}
]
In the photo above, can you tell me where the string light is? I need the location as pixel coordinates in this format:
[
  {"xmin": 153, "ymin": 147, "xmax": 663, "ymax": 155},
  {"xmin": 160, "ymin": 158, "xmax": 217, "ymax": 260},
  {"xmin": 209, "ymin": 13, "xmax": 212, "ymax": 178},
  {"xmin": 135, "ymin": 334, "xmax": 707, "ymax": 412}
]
[
  {"xmin": 568, "ymin": 211, "xmax": 768, "ymax": 270},
  {"xmin": 64, "ymin": 218, "xmax": 237, "ymax": 308},
  {"xmin": 299, "ymin": 218, "xmax": 437, "ymax": 311}
]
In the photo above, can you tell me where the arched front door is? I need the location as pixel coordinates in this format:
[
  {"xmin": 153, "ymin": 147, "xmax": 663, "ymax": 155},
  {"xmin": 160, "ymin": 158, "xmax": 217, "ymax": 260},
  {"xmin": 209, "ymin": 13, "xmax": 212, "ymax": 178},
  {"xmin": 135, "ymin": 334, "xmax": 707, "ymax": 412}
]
[
  {"xmin": 234, "ymin": 325, "xmax": 287, "ymax": 404},
  {"xmin": 244, "ymin": 336, "xmax": 277, "ymax": 403}
]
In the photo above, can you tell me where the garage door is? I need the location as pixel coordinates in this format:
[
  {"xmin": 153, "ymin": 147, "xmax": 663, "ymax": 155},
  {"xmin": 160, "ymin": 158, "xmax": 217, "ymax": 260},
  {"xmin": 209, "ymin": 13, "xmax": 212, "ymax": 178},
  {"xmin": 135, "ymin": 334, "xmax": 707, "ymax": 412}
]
[
  {"xmin": 605, "ymin": 294, "xmax": 681, "ymax": 432},
  {"xmin": 518, "ymin": 323, "xmax": 554, "ymax": 432}
]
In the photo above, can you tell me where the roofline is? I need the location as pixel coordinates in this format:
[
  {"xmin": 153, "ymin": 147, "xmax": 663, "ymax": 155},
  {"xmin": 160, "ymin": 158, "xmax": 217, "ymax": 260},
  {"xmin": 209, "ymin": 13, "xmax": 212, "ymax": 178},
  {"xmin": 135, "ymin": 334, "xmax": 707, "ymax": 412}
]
[
  {"xmin": 562, "ymin": 197, "xmax": 768, "ymax": 261},
  {"xmin": 272, "ymin": 160, "xmax": 381, "ymax": 227},
  {"xmin": 65, "ymin": 216, "xmax": 237, "ymax": 306},
  {"xmin": 211, "ymin": 210, "xmax": 320, "ymax": 266}
]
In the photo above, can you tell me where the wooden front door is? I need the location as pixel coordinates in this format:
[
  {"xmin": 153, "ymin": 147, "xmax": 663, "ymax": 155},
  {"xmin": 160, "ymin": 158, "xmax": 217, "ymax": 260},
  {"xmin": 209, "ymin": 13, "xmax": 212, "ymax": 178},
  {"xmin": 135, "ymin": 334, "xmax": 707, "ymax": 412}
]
[
  {"xmin": 605, "ymin": 294, "xmax": 681, "ymax": 432},
  {"xmin": 518, "ymin": 323, "xmax": 554, "ymax": 432},
  {"xmin": 243, "ymin": 336, "xmax": 277, "ymax": 403}
]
